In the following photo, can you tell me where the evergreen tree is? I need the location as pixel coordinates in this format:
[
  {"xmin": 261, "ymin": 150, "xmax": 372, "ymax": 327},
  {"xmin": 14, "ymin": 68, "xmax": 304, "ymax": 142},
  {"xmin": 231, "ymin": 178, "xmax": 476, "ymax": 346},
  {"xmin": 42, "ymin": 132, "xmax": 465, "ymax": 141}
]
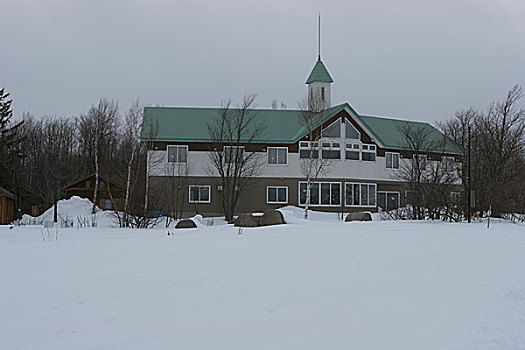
[{"xmin": 0, "ymin": 87, "xmax": 23, "ymax": 189}]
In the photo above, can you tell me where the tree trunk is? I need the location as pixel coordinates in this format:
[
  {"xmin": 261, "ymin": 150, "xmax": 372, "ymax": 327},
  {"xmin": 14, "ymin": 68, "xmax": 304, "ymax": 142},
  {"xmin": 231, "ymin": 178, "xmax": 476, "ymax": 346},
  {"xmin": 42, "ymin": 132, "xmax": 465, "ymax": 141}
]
[
  {"xmin": 124, "ymin": 148, "xmax": 135, "ymax": 227},
  {"xmin": 92, "ymin": 149, "xmax": 99, "ymax": 215}
]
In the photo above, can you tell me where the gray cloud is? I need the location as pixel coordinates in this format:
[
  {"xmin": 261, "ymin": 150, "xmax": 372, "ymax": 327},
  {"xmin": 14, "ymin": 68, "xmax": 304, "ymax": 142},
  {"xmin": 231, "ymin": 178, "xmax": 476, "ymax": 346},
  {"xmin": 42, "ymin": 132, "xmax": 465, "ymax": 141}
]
[{"xmin": 2, "ymin": 0, "xmax": 524, "ymax": 123}]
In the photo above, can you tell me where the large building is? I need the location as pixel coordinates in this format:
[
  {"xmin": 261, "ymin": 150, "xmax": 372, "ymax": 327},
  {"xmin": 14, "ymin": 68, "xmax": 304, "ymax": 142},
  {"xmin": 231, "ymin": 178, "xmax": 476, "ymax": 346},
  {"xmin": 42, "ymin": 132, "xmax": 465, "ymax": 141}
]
[{"xmin": 141, "ymin": 57, "xmax": 462, "ymax": 217}]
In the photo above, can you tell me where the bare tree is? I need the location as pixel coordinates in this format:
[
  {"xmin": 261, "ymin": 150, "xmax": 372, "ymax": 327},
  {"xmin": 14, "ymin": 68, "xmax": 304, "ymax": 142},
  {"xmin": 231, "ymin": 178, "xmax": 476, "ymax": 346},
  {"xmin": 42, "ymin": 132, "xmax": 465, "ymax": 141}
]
[
  {"xmin": 297, "ymin": 91, "xmax": 333, "ymax": 219},
  {"xmin": 165, "ymin": 160, "xmax": 191, "ymax": 225},
  {"xmin": 395, "ymin": 123, "xmax": 460, "ymax": 220},
  {"xmin": 121, "ymin": 99, "xmax": 143, "ymax": 227},
  {"xmin": 439, "ymin": 85, "xmax": 525, "ymax": 216},
  {"xmin": 207, "ymin": 94, "xmax": 266, "ymax": 222},
  {"xmin": 79, "ymin": 99, "xmax": 120, "ymax": 217}
]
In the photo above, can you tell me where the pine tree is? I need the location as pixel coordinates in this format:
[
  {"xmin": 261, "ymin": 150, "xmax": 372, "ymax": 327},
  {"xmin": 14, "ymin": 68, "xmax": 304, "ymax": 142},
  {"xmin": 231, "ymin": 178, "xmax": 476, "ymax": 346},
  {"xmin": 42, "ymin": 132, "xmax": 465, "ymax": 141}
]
[{"xmin": 0, "ymin": 88, "xmax": 23, "ymax": 189}]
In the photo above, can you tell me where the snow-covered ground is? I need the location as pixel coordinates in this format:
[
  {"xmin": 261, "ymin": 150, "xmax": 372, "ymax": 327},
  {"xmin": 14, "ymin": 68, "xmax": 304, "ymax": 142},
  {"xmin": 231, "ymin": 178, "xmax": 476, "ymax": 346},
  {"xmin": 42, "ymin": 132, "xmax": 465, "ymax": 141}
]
[{"xmin": 1, "ymin": 215, "xmax": 525, "ymax": 349}]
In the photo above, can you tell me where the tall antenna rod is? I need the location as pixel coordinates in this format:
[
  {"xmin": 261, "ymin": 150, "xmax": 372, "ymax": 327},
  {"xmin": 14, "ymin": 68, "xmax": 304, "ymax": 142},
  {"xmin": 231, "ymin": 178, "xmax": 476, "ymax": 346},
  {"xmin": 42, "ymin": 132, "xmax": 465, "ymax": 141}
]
[{"xmin": 318, "ymin": 13, "xmax": 321, "ymax": 61}]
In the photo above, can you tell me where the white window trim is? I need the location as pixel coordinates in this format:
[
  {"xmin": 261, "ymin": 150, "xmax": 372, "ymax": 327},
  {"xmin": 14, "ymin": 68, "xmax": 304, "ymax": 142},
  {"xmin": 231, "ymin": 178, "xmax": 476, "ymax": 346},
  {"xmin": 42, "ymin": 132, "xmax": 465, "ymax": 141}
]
[
  {"xmin": 361, "ymin": 144, "xmax": 377, "ymax": 161},
  {"xmin": 299, "ymin": 141, "xmax": 319, "ymax": 159},
  {"xmin": 167, "ymin": 145, "xmax": 188, "ymax": 164},
  {"xmin": 345, "ymin": 142, "xmax": 361, "ymax": 161},
  {"xmin": 188, "ymin": 185, "xmax": 211, "ymax": 204},
  {"xmin": 385, "ymin": 152, "xmax": 400, "ymax": 170},
  {"xmin": 267, "ymin": 147, "xmax": 288, "ymax": 166},
  {"xmin": 377, "ymin": 191, "xmax": 400, "ymax": 210},
  {"xmin": 223, "ymin": 146, "xmax": 245, "ymax": 163},
  {"xmin": 266, "ymin": 186, "xmax": 288, "ymax": 204},
  {"xmin": 413, "ymin": 154, "xmax": 428, "ymax": 170},
  {"xmin": 321, "ymin": 119, "xmax": 342, "ymax": 138},
  {"xmin": 442, "ymin": 156, "xmax": 455, "ymax": 171},
  {"xmin": 321, "ymin": 141, "xmax": 341, "ymax": 160},
  {"xmin": 344, "ymin": 117, "xmax": 361, "ymax": 140},
  {"xmin": 344, "ymin": 182, "xmax": 377, "ymax": 207},
  {"xmin": 298, "ymin": 181, "xmax": 342, "ymax": 207}
]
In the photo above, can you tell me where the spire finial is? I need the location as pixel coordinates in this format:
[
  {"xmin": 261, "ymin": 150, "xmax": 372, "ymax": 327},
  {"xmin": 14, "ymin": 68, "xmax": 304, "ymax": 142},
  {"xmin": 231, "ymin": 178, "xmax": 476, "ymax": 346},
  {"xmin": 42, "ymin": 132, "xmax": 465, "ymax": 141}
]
[{"xmin": 318, "ymin": 13, "xmax": 321, "ymax": 61}]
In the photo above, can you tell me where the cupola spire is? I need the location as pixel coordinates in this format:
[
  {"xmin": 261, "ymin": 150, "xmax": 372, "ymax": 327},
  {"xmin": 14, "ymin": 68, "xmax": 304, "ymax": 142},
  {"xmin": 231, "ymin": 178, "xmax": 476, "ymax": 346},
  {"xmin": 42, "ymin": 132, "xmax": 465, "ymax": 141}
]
[{"xmin": 306, "ymin": 14, "xmax": 333, "ymax": 109}]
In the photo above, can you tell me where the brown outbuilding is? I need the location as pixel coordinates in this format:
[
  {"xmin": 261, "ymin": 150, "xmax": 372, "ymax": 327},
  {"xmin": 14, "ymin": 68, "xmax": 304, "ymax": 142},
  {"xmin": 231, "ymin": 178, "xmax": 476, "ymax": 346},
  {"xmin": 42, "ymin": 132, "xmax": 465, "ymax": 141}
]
[
  {"xmin": 64, "ymin": 174, "xmax": 125, "ymax": 210},
  {"xmin": 0, "ymin": 187, "xmax": 15, "ymax": 225}
]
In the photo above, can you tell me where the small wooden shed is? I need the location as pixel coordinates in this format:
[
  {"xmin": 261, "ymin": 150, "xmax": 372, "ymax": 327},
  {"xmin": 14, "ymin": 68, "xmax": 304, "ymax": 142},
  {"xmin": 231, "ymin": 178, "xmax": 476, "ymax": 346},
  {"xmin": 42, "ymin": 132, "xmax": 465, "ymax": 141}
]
[
  {"xmin": 64, "ymin": 174, "xmax": 125, "ymax": 210},
  {"xmin": 0, "ymin": 187, "xmax": 15, "ymax": 225}
]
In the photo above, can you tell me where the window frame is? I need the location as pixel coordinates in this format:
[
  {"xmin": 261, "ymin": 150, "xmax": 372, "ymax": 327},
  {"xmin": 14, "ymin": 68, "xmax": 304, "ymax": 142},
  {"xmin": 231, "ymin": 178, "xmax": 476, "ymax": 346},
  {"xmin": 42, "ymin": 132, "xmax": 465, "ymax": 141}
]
[
  {"xmin": 413, "ymin": 154, "xmax": 428, "ymax": 170},
  {"xmin": 299, "ymin": 141, "xmax": 319, "ymax": 159},
  {"xmin": 188, "ymin": 185, "xmax": 211, "ymax": 204},
  {"xmin": 361, "ymin": 144, "xmax": 376, "ymax": 162},
  {"xmin": 344, "ymin": 118, "xmax": 361, "ymax": 140},
  {"xmin": 266, "ymin": 186, "xmax": 288, "ymax": 204},
  {"xmin": 298, "ymin": 181, "xmax": 341, "ymax": 207},
  {"xmin": 223, "ymin": 146, "xmax": 245, "ymax": 164},
  {"xmin": 377, "ymin": 191, "xmax": 400, "ymax": 211},
  {"xmin": 385, "ymin": 152, "xmax": 400, "ymax": 169},
  {"xmin": 344, "ymin": 182, "xmax": 377, "ymax": 207},
  {"xmin": 321, "ymin": 141, "xmax": 341, "ymax": 160},
  {"xmin": 442, "ymin": 156, "xmax": 455, "ymax": 172},
  {"xmin": 345, "ymin": 142, "xmax": 361, "ymax": 160},
  {"xmin": 321, "ymin": 119, "xmax": 341, "ymax": 138},
  {"xmin": 167, "ymin": 145, "xmax": 189, "ymax": 164},
  {"xmin": 267, "ymin": 147, "xmax": 288, "ymax": 166}
]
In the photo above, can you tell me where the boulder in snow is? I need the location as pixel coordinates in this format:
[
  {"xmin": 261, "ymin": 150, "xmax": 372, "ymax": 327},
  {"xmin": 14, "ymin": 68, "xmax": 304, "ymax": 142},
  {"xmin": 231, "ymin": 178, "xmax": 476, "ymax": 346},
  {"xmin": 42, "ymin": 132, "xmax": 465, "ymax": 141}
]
[
  {"xmin": 259, "ymin": 209, "xmax": 286, "ymax": 226},
  {"xmin": 175, "ymin": 219, "xmax": 197, "ymax": 229},
  {"xmin": 233, "ymin": 214, "xmax": 260, "ymax": 227},
  {"xmin": 345, "ymin": 212, "xmax": 372, "ymax": 222}
]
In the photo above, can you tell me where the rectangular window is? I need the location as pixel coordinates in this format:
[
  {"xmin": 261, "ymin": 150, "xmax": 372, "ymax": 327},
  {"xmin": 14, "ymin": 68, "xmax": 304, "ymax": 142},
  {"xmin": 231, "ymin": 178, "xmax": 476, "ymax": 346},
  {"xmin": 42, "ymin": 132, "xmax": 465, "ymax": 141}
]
[
  {"xmin": 377, "ymin": 191, "xmax": 400, "ymax": 211},
  {"xmin": 224, "ymin": 146, "xmax": 244, "ymax": 164},
  {"xmin": 414, "ymin": 154, "xmax": 427, "ymax": 170},
  {"xmin": 167, "ymin": 145, "xmax": 188, "ymax": 163},
  {"xmin": 442, "ymin": 156, "xmax": 455, "ymax": 172},
  {"xmin": 100, "ymin": 199, "xmax": 112, "ymax": 210},
  {"xmin": 299, "ymin": 182, "xmax": 341, "ymax": 206},
  {"xmin": 345, "ymin": 143, "xmax": 360, "ymax": 160},
  {"xmin": 344, "ymin": 183, "xmax": 376, "ymax": 206},
  {"xmin": 299, "ymin": 141, "xmax": 319, "ymax": 159},
  {"xmin": 189, "ymin": 185, "xmax": 211, "ymax": 203},
  {"xmin": 267, "ymin": 186, "xmax": 288, "ymax": 204},
  {"xmin": 386, "ymin": 152, "xmax": 400, "ymax": 169},
  {"xmin": 322, "ymin": 142, "xmax": 341, "ymax": 159},
  {"xmin": 268, "ymin": 147, "xmax": 288, "ymax": 165},
  {"xmin": 361, "ymin": 144, "xmax": 376, "ymax": 161}
]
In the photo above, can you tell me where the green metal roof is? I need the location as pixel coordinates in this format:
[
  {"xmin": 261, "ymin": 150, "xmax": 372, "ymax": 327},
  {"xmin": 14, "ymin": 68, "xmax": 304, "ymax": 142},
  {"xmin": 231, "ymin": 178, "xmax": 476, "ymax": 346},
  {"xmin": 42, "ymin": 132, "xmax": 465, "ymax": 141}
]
[
  {"xmin": 305, "ymin": 59, "xmax": 333, "ymax": 84},
  {"xmin": 141, "ymin": 104, "xmax": 345, "ymax": 144},
  {"xmin": 355, "ymin": 114, "xmax": 463, "ymax": 155},
  {"xmin": 141, "ymin": 102, "xmax": 462, "ymax": 155}
]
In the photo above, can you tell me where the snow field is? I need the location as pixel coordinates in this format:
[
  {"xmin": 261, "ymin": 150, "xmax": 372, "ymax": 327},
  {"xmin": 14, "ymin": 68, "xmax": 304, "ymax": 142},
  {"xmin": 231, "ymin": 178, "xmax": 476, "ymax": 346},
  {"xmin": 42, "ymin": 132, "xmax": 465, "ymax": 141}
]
[{"xmin": 1, "ymin": 219, "xmax": 525, "ymax": 349}]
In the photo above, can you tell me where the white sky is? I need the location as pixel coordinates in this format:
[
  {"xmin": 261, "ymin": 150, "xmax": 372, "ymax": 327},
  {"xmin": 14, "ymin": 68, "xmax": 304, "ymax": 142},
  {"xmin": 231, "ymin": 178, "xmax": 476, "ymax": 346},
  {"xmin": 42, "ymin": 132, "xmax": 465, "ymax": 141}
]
[{"xmin": 2, "ymin": 0, "xmax": 525, "ymax": 123}]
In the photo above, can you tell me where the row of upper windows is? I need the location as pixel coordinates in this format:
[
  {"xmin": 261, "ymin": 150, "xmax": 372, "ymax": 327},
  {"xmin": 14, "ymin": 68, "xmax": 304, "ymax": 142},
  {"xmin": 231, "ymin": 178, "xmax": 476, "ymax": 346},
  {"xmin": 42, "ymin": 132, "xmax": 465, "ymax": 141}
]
[
  {"xmin": 167, "ymin": 145, "xmax": 400, "ymax": 169},
  {"xmin": 166, "ymin": 145, "xmax": 453, "ymax": 171}
]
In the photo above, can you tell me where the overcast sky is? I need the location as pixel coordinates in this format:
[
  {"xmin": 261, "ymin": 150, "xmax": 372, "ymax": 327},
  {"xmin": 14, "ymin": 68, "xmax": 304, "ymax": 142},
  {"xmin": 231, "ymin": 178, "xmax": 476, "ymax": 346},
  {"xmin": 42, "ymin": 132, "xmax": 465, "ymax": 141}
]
[{"xmin": 2, "ymin": 0, "xmax": 524, "ymax": 123}]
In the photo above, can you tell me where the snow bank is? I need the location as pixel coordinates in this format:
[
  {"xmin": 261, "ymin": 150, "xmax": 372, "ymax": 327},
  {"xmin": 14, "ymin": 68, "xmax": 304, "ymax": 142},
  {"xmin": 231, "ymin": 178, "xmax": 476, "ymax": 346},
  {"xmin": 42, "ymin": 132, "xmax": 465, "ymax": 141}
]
[{"xmin": 20, "ymin": 196, "xmax": 115, "ymax": 227}]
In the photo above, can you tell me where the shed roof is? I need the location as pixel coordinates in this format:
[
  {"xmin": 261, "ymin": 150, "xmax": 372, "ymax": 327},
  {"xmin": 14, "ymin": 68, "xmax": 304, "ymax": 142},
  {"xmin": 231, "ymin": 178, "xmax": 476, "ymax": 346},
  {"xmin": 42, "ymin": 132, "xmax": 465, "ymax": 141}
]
[{"xmin": 0, "ymin": 187, "xmax": 15, "ymax": 198}]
